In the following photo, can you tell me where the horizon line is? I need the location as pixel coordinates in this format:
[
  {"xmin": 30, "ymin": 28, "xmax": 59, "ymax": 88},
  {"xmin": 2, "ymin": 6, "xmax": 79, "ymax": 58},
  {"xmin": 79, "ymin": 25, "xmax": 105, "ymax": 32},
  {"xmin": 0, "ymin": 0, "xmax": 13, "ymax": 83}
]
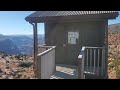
[{"xmin": 0, "ymin": 33, "xmax": 45, "ymax": 36}]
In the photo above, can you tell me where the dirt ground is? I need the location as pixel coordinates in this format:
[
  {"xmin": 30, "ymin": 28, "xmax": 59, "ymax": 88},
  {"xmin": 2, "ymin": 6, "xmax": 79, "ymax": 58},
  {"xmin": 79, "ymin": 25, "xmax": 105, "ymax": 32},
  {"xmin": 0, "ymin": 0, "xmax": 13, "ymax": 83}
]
[
  {"xmin": 108, "ymin": 32, "xmax": 120, "ymax": 79},
  {"xmin": 0, "ymin": 55, "xmax": 35, "ymax": 79}
]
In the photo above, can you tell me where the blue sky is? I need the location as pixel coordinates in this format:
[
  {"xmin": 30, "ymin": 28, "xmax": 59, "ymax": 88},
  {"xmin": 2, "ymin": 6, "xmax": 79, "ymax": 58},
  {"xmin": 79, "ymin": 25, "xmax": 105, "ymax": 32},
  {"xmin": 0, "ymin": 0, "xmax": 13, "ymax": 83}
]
[
  {"xmin": 0, "ymin": 11, "xmax": 120, "ymax": 35},
  {"xmin": 0, "ymin": 11, "xmax": 44, "ymax": 35}
]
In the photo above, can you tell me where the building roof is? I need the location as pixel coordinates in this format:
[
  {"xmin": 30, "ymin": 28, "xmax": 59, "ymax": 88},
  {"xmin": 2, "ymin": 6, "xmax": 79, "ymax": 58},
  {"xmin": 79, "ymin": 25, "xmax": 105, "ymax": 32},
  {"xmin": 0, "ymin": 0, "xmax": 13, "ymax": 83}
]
[{"xmin": 25, "ymin": 11, "xmax": 119, "ymax": 23}]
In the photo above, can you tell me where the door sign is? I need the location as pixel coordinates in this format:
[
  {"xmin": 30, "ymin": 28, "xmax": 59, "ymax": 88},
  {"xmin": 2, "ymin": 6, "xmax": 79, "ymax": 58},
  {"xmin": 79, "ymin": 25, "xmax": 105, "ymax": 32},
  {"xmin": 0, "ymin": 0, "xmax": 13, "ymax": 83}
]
[{"xmin": 68, "ymin": 32, "xmax": 79, "ymax": 44}]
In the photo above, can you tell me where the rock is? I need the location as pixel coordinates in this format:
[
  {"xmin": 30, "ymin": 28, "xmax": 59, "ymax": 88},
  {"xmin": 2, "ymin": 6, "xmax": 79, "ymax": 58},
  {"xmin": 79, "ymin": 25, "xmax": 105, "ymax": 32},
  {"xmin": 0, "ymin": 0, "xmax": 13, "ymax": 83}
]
[
  {"xmin": 109, "ymin": 58, "xmax": 112, "ymax": 61},
  {"xmin": 0, "ymin": 58, "xmax": 6, "ymax": 63},
  {"xmin": 15, "ymin": 73, "xmax": 22, "ymax": 78},
  {"xmin": 16, "ymin": 63, "xmax": 20, "ymax": 66},
  {"xmin": 30, "ymin": 76, "xmax": 36, "ymax": 79},
  {"xmin": 6, "ymin": 60, "xmax": 10, "ymax": 63},
  {"xmin": 2, "ymin": 75, "xmax": 8, "ymax": 79},
  {"xmin": 8, "ymin": 76, "xmax": 14, "ymax": 79},
  {"xmin": 108, "ymin": 62, "xmax": 112, "ymax": 65},
  {"xmin": 0, "ymin": 69, "xmax": 3, "ymax": 73},
  {"xmin": 21, "ymin": 74, "xmax": 27, "ymax": 79},
  {"xmin": 12, "ymin": 69, "xmax": 19, "ymax": 74},
  {"xmin": 5, "ymin": 66, "xmax": 10, "ymax": 69},
  {"xmin": 4, "ymin": 69, "xmax": 11, "ymax": 74}
]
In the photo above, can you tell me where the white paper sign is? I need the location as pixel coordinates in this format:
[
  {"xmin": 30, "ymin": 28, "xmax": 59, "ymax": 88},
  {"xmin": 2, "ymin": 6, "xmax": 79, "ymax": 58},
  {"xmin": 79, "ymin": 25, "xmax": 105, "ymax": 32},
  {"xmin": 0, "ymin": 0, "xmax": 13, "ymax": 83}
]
[
  {"xmin": 74, "ymin": 32, "xmax": 79, "ymax": 39},
  {"xmin": 68, "ymin": 32, "xmax": 74, "ymax": 37},
  {"xmin": 71, "ymin": 37, "xmax": 76, "ymax": 44},
  {"xmin": 68, "ymin": 32, "xmax": 79, "ymax": 44}
]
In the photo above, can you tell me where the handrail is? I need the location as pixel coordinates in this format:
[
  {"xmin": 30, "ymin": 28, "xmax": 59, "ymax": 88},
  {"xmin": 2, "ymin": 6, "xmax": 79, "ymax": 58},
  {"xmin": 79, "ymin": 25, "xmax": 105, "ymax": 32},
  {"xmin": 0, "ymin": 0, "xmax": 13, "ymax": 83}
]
[
  {"xmin": 38, "ymin": 45, "xmax": 54, "ymax": 49},
  {"xmin": 37, "ymin": 46, "xmax": 56, "ymax": 57},
  {"xmin": 78, "ymin": 46, "xmax": 106, "ymax": 79},
  {"xmin": 82, "ymin": 46, "xmax": 105, "ymax": 49}
]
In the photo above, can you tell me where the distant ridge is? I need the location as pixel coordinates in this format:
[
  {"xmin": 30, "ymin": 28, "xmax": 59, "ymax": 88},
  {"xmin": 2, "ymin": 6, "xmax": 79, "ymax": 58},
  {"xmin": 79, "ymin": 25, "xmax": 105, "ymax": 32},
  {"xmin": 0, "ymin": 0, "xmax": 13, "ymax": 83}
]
[
  {"xmin": 0, "ymin": 34, "xmax": 3, "ymax": 36},
  {"xmin": 108, "ymin": 23, "xmax": 120, "ymax": 32},
  {"xmin": 0, "ymin": 34, "xmax": 44, "ymax": 55},
  {"xmin": 0, "ymin": 39, "xmax": 21, "ymax": 55}
]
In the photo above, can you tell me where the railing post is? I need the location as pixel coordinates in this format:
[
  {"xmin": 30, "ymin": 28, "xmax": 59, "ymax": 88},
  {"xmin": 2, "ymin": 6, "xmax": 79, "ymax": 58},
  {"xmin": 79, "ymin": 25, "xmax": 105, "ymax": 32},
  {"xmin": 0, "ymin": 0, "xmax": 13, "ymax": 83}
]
[
  {"xmin": 78, "ymin": 56, "xmax": 82, "ymax": 79},
  {"xmin": 78, "ymin": 47, "xmax": 85, "ymax": 79},
  {"xmin": 37, "ymin": 56, "xmax": 41, "ymax": 79},
  {"xmin": 101, "ymin": 48, "xmax": 105, "ymax": 76}
]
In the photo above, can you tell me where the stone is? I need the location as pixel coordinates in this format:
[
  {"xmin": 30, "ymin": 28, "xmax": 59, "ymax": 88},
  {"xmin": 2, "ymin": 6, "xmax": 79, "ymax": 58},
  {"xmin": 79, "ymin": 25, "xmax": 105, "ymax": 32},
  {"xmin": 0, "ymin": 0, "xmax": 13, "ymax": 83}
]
[
  {"xmin": 0, "ymin": 59, "xmax": 6, "ymax": 63},
  {"xmin": 2, "ymin": 75, "xmax": 8, "ymax": 79},
  {"xmin": 15, "ymin": 73, "xmax": 22, "ymax": 78},
  {"xmin": 0, "ymin": 69, "xmax": 3, "ymax": 73},
  {"xmin": 6, "ymin": 60, "xmax": 10, "ymax": 63},
  {"xmin": 12, "ymin": 69, "xmax": 19, "ymax": 74},
  {"xmin": 8, "ymin": 76, "xmax": 14, "ymax": 79},
  {"xmin": 4, "ymin": 69, "xmax": 11, "ymax": 74},
  {"xmin": 5, "ymin": 66, "xmax": 10, "ymax": 69}
]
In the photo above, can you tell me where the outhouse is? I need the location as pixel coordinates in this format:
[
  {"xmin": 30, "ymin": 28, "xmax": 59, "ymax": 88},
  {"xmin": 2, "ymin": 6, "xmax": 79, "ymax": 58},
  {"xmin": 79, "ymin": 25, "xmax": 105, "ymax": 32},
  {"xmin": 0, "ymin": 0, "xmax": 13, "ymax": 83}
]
[{"xmin": 25, "ymin": 11, "xmax": 118, "ymax": 65}]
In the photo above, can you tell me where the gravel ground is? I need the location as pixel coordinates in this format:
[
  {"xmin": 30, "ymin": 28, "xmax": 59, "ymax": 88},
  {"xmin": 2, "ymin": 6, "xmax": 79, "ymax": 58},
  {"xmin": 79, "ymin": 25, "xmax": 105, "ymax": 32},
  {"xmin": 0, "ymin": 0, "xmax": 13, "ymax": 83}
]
[{"xmin": 0, "ymin": 55, "xmax": 35, "ymax": 79}]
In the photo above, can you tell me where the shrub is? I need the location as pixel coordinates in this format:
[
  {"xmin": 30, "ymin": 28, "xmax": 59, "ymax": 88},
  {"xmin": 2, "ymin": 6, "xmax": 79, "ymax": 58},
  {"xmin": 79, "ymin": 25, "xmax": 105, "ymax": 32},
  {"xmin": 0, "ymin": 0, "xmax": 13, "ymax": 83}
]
[
  {"xmin": 15, "ymin": 55, "xmax": 21, "ymax": 60},
  {"xmin": 9, "ymin": 56, "xmax": 13, "ymax": 59},
  {"xmin": 116, "ymin": 69, "xmax": 120, "ymax": 79},
  {"xmin": 18, "ymin": 61, "xmax": 33, "ymax": 68},
  {"xmin": 1, "ymin": 54, "xmax": 8, "ymax": 58},
  {"xmin": 109, "ymin": 63, "xmax": 115, "ymax": 70},
  {"xmin": 109, "ymin": 60, "xmax": 120, "ymax": 69},
  {"xmin": 109, "ymin": 60, "xmax": 120, "ymax": 79}
]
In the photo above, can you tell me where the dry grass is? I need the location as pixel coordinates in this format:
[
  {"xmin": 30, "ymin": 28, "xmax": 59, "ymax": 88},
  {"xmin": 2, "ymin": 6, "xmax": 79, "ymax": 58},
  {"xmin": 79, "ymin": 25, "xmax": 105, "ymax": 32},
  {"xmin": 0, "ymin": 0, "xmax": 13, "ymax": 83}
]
[{"xmin": 108, "ymin": 31, "xmax": 120, "ymax": 79}]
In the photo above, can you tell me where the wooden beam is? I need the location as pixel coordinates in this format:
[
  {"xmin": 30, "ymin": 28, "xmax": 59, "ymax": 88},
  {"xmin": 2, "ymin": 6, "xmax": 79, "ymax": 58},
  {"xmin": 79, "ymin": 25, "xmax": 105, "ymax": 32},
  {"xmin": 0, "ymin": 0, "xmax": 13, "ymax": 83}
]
[
  {"xmin": 105, "ymin": 20, "xmax": 108, "ymax": 79},
  {"xmin": 33, "ymin": 23, "xmax": 38, "ymax": 78}
]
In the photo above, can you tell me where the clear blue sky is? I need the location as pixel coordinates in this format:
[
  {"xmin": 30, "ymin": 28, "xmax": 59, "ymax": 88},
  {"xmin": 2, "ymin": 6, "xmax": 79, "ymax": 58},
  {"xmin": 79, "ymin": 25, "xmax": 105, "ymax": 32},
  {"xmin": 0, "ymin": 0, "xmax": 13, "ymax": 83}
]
[
  {"xmin": 0, "ymin": 11, "xmax": 44, "ymax": 35},
  {"xmin": 0, "ymin": 11, "xmax": 120, "ymax": 35}
]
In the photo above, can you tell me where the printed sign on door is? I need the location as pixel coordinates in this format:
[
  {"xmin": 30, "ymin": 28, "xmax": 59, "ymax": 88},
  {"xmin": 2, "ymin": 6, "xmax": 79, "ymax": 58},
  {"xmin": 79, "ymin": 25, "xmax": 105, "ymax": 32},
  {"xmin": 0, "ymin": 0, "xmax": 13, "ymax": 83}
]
[{"xmin": 68, "ymin": 32, "xmax": 79, "ymax": 44}]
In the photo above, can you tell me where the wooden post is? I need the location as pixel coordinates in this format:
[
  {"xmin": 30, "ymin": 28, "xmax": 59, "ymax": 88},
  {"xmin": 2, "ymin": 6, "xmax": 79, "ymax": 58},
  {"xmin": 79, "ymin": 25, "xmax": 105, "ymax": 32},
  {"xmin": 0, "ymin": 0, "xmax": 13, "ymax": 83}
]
[
  {"xmin": 78, "ymin": 56, "xmax": 81, "ymax": 79},
  {"xmin": 104, "ymin": 20, "xmax": 108, "ymax": 79},
  {"xmin": 78, "ymin": 55, "xmax": 85, "ymax": 79},
  {"xmin": 33, "ymin": 23, "xmax": 38, "ymax": 78},
  {"xmin": 78, "ymin": 47, "xmax": 85, "ymax": 79}
]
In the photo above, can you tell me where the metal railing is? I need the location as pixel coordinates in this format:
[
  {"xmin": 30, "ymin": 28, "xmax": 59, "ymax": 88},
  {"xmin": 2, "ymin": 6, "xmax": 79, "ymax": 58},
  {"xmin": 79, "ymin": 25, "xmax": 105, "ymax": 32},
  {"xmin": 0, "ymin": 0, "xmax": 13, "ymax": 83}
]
[
  {"xmin": 78, "ymin": 46, "xmax": 106, "ymax": 79},
  {"xmin": 37, "ymin": 45, "xmax": 56, "ymax": 79}
]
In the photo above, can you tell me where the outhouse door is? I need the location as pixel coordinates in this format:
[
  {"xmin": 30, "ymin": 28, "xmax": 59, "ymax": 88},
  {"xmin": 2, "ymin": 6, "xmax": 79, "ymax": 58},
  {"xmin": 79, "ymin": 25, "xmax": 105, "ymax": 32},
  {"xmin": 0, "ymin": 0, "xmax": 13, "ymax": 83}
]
[
  {"xmin": 55, "ymin": 25, "xmax": 81, "ymax": 65},
  {"xmin": 65, "ymin": 28, "xmax": 81, "ymax": 65}
]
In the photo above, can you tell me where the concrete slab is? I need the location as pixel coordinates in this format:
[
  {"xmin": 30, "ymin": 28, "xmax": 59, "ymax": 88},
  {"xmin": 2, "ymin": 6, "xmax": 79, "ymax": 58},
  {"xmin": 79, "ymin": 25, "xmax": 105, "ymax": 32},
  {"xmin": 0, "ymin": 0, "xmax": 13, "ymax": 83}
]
[{"xmin": 50, "ymin": 64, "xmax": 78, "ymax": 79}]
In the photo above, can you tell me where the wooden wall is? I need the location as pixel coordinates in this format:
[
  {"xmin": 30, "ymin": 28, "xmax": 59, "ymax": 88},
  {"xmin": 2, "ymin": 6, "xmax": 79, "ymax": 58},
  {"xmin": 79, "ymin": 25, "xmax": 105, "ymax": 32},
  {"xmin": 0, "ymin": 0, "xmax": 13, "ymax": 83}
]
[{"xmin": 45, "ymin": 19, "xmax": 107, "ymax": 65}]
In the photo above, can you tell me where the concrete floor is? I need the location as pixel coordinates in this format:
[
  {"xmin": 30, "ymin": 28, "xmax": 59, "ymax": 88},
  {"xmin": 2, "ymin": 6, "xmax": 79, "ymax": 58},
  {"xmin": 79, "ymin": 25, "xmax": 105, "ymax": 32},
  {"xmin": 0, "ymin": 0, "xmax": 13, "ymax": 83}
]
[{"xmin": 50, "ymin": 64, "xmax": 78, "ymax": 79}]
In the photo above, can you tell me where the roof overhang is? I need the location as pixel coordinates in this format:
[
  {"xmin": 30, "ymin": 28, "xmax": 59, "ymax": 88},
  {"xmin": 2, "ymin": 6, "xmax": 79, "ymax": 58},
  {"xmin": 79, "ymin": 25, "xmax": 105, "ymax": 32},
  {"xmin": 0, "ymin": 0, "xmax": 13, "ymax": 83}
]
[{"xmin": 25, "ymin": 11, "xmax": 119, "ymax": 23}]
